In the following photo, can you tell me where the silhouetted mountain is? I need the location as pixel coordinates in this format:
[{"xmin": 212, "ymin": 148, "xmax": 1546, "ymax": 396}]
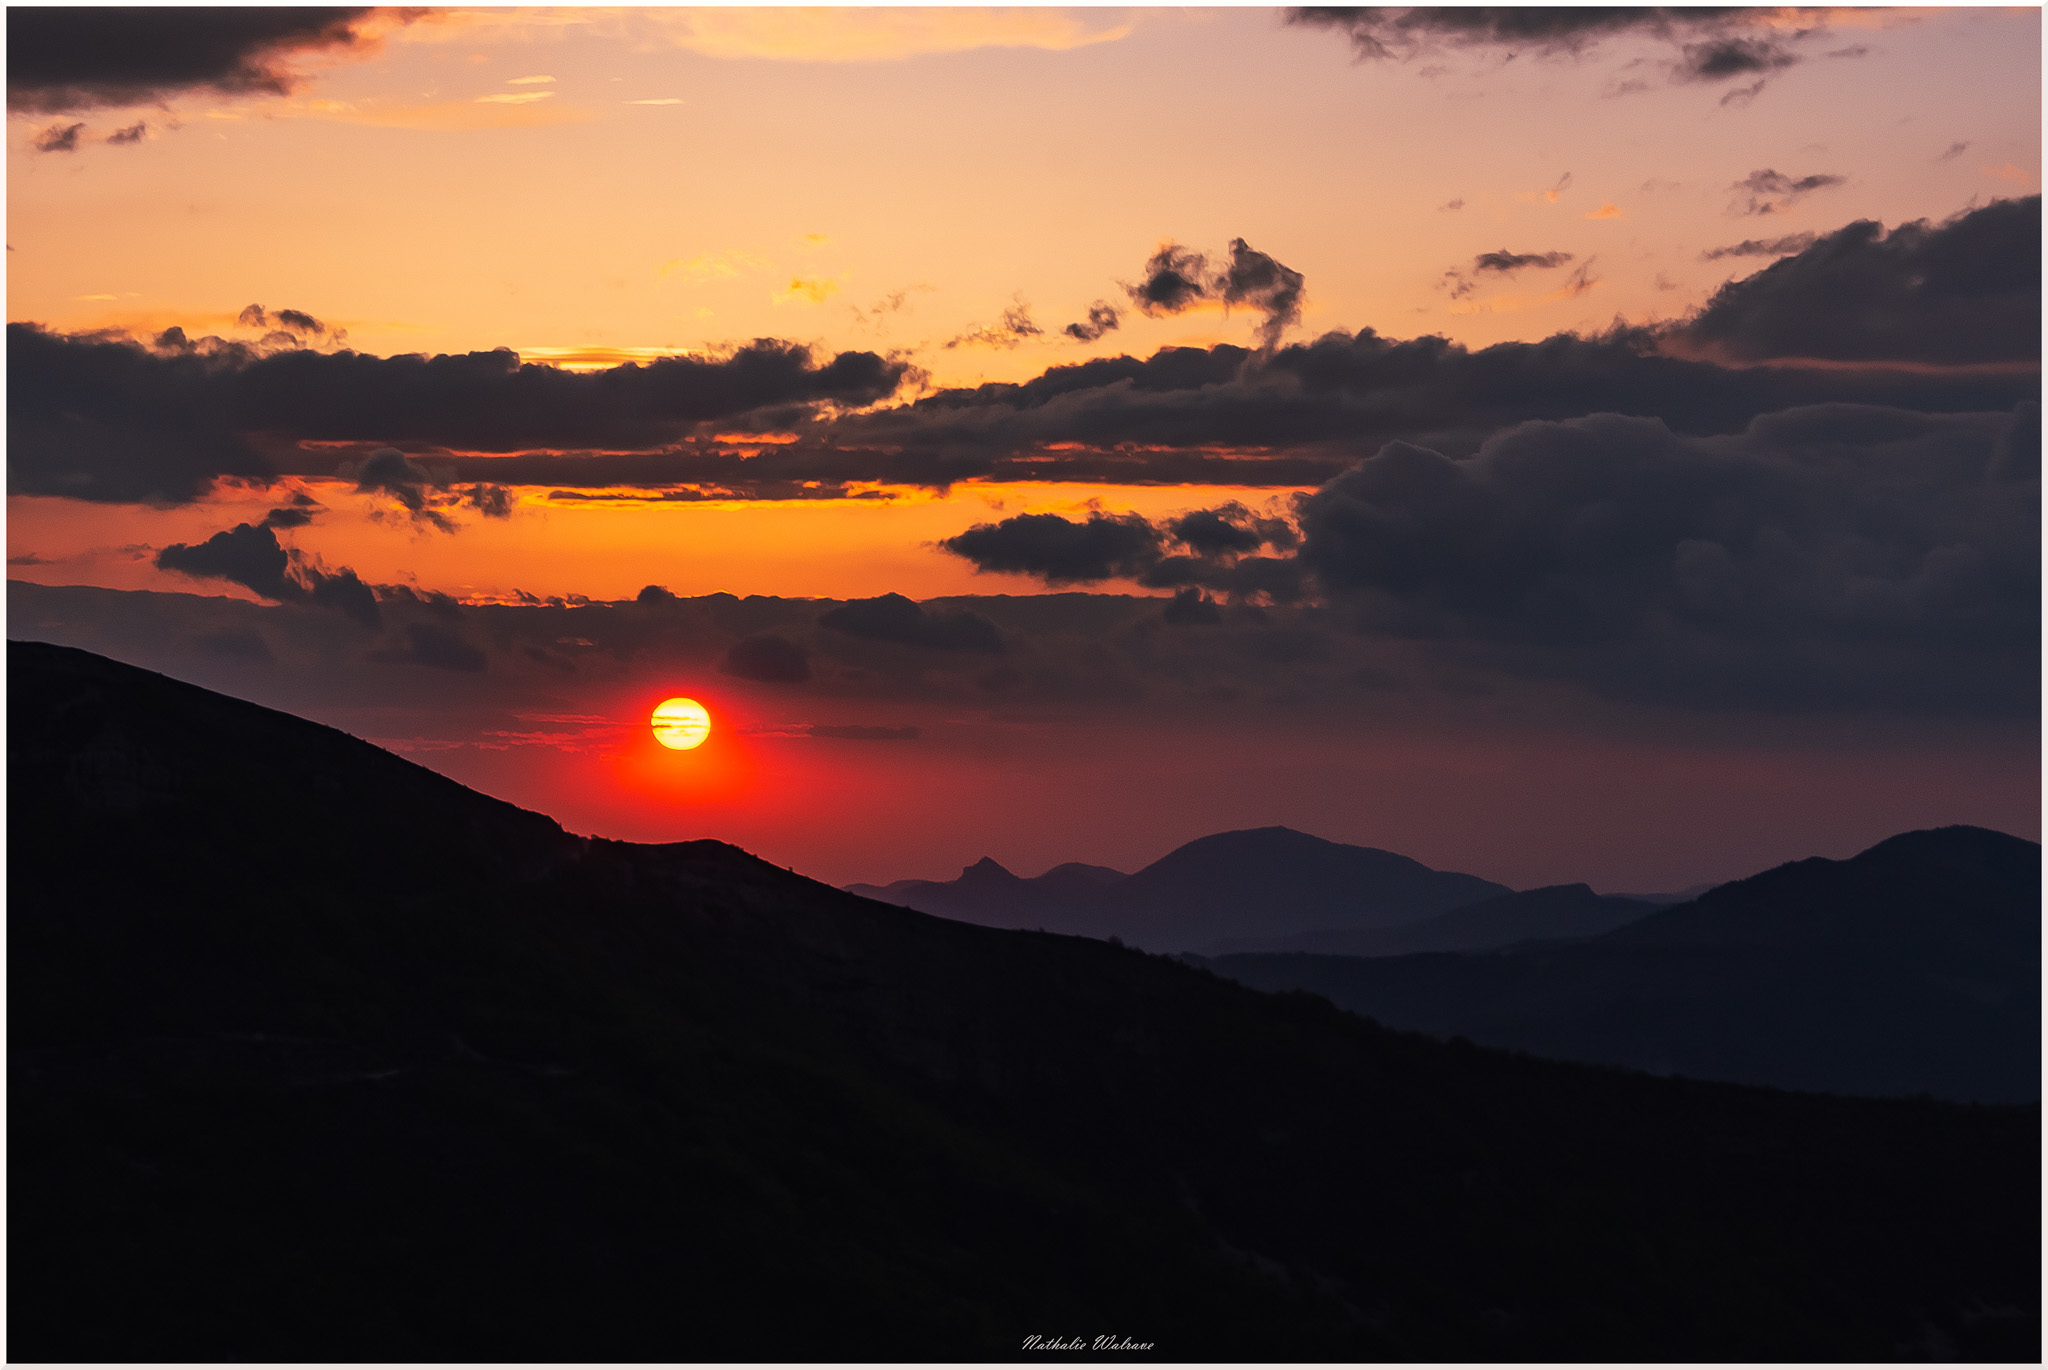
[
  {"xmin": 1210, "ymin": 884, "xmax": 1657, "ymax": 956},
  {"xmin": 845, "ymin": 855, "xmax": 1125, "ymax": 931},
  {"xmin": 849, "ymin": 826, "xmax": 1510, "ymax": 952},
  {"xmin": 1198, "ymin": 827, "xmax": 2041, "ymax": 1103},
  {"xmin": 11, "ymin": 642, "xmax": 2038, "ymax": 1361}
]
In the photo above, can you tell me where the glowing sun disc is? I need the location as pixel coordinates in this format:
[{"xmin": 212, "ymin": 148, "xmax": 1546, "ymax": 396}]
[{"xmin": 651, "ymin": 696, "xmax": 712, "ymax": 750}]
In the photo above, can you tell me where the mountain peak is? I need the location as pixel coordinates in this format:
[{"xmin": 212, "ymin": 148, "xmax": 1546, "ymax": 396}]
[{"xmin": 958, "ymin": 856, "xmax": 1019, "ymax": 885}]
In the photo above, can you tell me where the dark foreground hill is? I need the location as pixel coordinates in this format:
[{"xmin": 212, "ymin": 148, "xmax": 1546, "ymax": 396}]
[
  {"xmin": 10, "ymin": 641, "xmax": 2039, "ymax": 1361},
  {"xmin": 1198, "ymin": 827, "xmax": 2042, "ymax": 1104},
  {"xmin": 848, "ymin": 826, "xmax": 1511, "ymax": 952}
]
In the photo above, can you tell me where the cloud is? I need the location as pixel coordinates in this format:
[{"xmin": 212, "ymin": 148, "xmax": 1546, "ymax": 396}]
[
  {"xmin": 465, "ymin": 483, "xmax": 515, "ymax": 519},
  {"xmin": 1672, "ymin": 196, "xmax": 2042, "ymax": 365},
  {"xmin": 722, "ymin": 633, "xmax": 813, "ymax": 683},
  {"xmin": 1674, "ymin": 37, "xmax": 1798, "ymax": 84},
  {"xmin": 154, "ymin": 520, "xmax": 381, "ymax": 628},
  {"xmin": 32, "ymin": 122, "xmax": 83, "ymax": 153},
  {"xmin": 941, "ymin": 503, "xmax": 1303, "ymax": 599},
  {"xmin": 368, "ymin": 623, "xmax": 487, "ymax": 672},
  {"xmin": 1473, "ymin": 249, "xmax": 1574, "ymax": 275},
  {"xmin": 7, "ymin": 324, "xmax": 909, "ymax": 502},
  {"xmin": 1700, "ymin": 233, "xmax": 1818, "ymax": 261},
  {"xmin": 1731, "ymin": 168, "xmax": 1846, "ymax": 216},
  {"xmin": 1127, "ymin": 243, "xmax": 1213, "ymax": 316},
  {"xmin": 1937, "ymin": 141, "xmax": 1971, "ymax": 163},
  {"xmin": 1121, "ymin": 238, "xmax": 1306, "ymax": 348},
  {"xmin": 946, "ymin": 302, "xmax": 1044, "ymax": 351},
  {"xmin": 1064, "ymin": 302, "xmax": 1122, "ymax": 343},
  {"xmin": 942, "ymin": 511, "xmax": 1164, "ymax": 585},
  {"xmin": 1217, "ymin": 239, "xmax": 1307, "ymax": 349},
  {"xmin": 7, "ymin": 7, "xmax": 388, "ymax": 114},
  {"xmin": 819, "ymin": 593, "xmax": 1003, "ymax": 653},
  {"xmin": 1439, "ymin": 198, "xmax": 1464, "ymax": 212},
  {"xmin": 105, "ymin": 121, "xmax": 146, "ymax": 145},
  {"xmin": 476, "ymin": 91, "xmax": 555, "ymax": 105},
  {"xmin": 346, "ymin": 446, "xmax": 457, "ymax": 531},
  {"xmin": 1291, "ymin": 7, "xmax": 1818, "ymax": 94},
  {"xmin": 239, "ymin": 304, "xmax": 329, "ymax": 337},
  {"xmin": 1294, "ymin": 404, "xmax": 2039, "ymax": 714},
  {"xmin": 1585, "ymin": 202, "xmax": 1623, "ymax": 220}
]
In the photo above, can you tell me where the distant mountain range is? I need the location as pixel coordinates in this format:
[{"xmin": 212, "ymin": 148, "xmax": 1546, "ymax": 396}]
[
  {"xmin": 1195, "ymin": 825, "xmax": 2041, "ymax": 1104},
  {"xmin": 10, "ymin": 642, "xmax": 2038, "ymax": 1361},
  {"xmin": 849, "ymin": 826, "xmax": 1515, "ymax": 951}
]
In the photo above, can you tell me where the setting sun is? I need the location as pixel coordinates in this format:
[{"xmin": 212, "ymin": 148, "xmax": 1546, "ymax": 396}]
[{"xmin": 651, "ymin": 696, "xmax": 711, "ymax": 750}]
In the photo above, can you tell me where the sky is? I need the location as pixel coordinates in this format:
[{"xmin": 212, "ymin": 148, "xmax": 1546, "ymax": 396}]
[{"xmin": 7, "ymin": 5, "xmax": 2041, "ymax": 892}]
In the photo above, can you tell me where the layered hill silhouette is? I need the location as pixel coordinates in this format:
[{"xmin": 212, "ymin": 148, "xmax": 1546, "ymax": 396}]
[
  {"xmin": 848, "ymin": 827, "xmax": 1511, "ymax": 951},
  {"xmin": 11, "ymin": 641, "xmax": 2039, "ymax": 1361},
  {"xmin": 1197, "ymin": 826, "xmax": 2041, "ymax": 1104}
]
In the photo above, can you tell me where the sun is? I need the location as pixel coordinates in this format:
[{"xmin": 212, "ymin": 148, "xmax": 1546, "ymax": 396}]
[{"xmin": 651, "ymin": 697, "xmax": 712, "ymax": 750}]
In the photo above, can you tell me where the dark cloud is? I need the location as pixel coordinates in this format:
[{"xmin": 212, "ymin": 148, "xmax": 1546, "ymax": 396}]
[
  {"xmin": 1937, "ymin": 141, "xmax": 1970, "ymax": 163},
  {"xmin": 946, "ymin": 302, "xmax": 1043, "ymax": 350},
  {"xmin": 1290, "ymin": 6, "xmax": 1819, "ymax": 96},
  {"xmin": 347, "ymin": 446, "xmax": 456, "ymax": 531},
  {"xmin": 1473, "ymin": 249, "xmax": 1574, "ymax": 275},
  {"xmin": 797, "ymin": 321, "xmax": 2035, "ymax": 495},
  {"xmin": 465, "ymin": 483, "xmax": 515, "ymax": 519},
  {"xmin": 1121, "ymin": 239, "xmax": 1306, "ymax": 349},
  {"xmin": 32, "ymin": 122, "xmax": 82, "ymax": 153},
  {"xmin": 1439, "ymin": 198, "xmax": 1464, "ymax": 212},
  {"xmin": 1700, "ymin": 233, "xmax": 1817, "ymax": 261},
  {"xmin": 819, "ymin": 594, "xmax": 1004, "ymax": 654},
  {"xmin": 809, "ymin": 724, "xmax": 919, "ymax": 741},
  {"xmin": 1731, "ymin": 168, "xmax": 1846, "ymax": 216},
  {"xmin": 943, "ymin": 503, "xmax": 1304, "ymax": 602},
  {"xmin": 942, "ymin": 511, "xmax": 1164, "ymax": 585},
  {"xmin": 261, "ymin": 505, "xmax": 315, "ymax": 530},
  {"xmin": 1064, "ymin": 302, "xmax": 1122, "ymax": 343},
  {"xmin": 1675, "ymin": 37, "xmax": 1798, "ymax": 83},
  {"xmin": 1219, "ymin": 239, "xmax": 1307, "ymax": 349},
  {"xmin": 1126, "ymin": 243, "xmax": 1213, "ymax": 316},
  {"xmin": 156, "ymin": 521, "xmax": 294, "ymax": 602},
  {"xmin": 722, "ymin": 633, "xmax": 813, "ymax": 684},
  {"xmin": 7, "ymin": 7, "xmax": 378, "ymax": 114},
  {"xmin": 1672, "ymin": 196, "xmax": 2042, "ymax": 366},
  {"xmin": 6, "ymin": 323, "xmax": 907, "ymax": 503},
  {"xmin": 1295, "ymin": 404, "xmax": 2037, "ymax": 714},
  {"xmin": 1289, "ymin": 7, "xmax": 1723, "ymax": 59},
  {"xmin": 1170, "ymin": 507, "xmax": 1266, "ymax": 556},
  {"xmin": 154, "ymin": 521, "xmax": 380, "ymax": 629},
  {"xmin": 368, "ymin": 623, "xmax": 488, "ymax": 673},
  {"xmin": 246, "ymin": 307, "xmax": 328, "ymax": 337},
  {"xmin": 105, "ymin": 121, "xmax": 146, "ymax": 145}
]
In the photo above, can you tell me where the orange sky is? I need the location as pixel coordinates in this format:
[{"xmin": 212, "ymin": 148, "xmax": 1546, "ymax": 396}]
[
  {"xmin": 6, "ymin": 7, "xmax": 2038, "ymax": 889},
  {"xmin": 9, "ymin": 7, "xmax": 2039, "ymax": 601}
]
